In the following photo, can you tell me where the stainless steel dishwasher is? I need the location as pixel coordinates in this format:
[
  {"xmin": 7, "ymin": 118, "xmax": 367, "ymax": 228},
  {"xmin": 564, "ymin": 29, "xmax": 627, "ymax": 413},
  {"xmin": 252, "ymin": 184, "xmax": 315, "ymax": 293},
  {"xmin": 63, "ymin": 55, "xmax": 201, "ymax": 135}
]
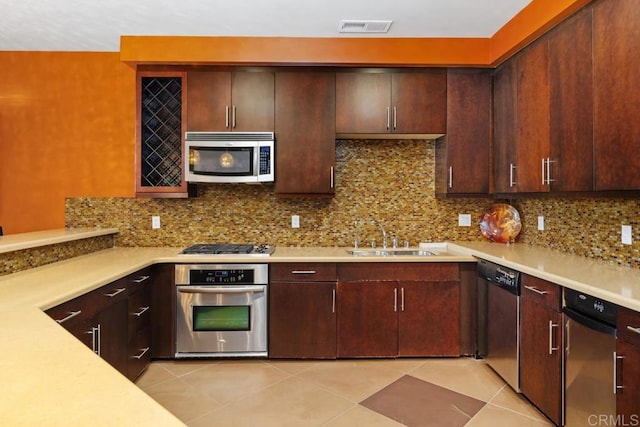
[
  {"xmin": 564, "ymin": 288, "xmax": 618, "ymax": 426},
  {"xmin": 477, "ymin": 259, "xmax": 521, "ymax": 391}
]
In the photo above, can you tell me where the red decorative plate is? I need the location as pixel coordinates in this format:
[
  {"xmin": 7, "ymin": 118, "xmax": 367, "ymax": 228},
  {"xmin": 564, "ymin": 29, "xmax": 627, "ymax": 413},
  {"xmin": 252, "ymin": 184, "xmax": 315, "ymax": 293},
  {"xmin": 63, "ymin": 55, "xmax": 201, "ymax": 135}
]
[{"xmin": 479, "ymin": 204, "xmax": 522, "ymax": 243}]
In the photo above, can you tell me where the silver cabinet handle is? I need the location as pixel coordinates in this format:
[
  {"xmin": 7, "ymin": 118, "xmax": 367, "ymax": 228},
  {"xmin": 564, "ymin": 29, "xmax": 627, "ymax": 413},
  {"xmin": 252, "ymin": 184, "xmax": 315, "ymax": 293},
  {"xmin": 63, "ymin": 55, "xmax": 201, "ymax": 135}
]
[
  {"xmin": 225, "ymin": 105, "xmax": 230, "ymax": 128},
  {"xmin": 332, "ymin": 289, "xmax": 336, "ymax": 314},
  {"xmin": 448, "ymin": 166, "xmax": 453, "ymax": 189},
  {"xmin": 330, "ymin": 166, "xmax": 334, "ymax": 189},
  {"xmin": 178, "ymin": 286, "xmax": 265, "ymax": 294},
  {"xmin": 133, "ymin": 347, "xmax": 150, "ymax": 360},
  {"xmin": 393, "ymin": 106, "xmax": 397, "ymax": 130},
  {"xmin": 386, "ymin": 107, "xmax": 391, "ymax": 130},
  {"xmin": 524, "ymin": 285, "xmax": 549, "ymax": 296},
  {"xmin": 627, "ymin": 325, "xmax": 640, "ymax": 335},
  {"xmin": 55, "ymin": 310, "xmax": 82, "ymax": 324},
  {"xmin": 292, "ymin": 270, "xmax": 317, "ymax": 275},
  {"xmin": 400, "ymin": 287, "xmax": 405, "ymax": 312},
  {"xmin": 105, "ymin": 288, "xmax": 126, "ymax": 298},
  {"xmin": 547, "ymin": 158, "xmax": 555, "ymax": 184},
  {"xmin": 614, "ymin": 352, "xmax": 624, "ymax": 394},
  {"xmin": 549, "ymin": 321, "xmax": 559, "ymax": 354},
  {"xmin": 232, "ymin": 105, "xmax": 237, "ymax": 128},
  {"xmin": 541, "ymin": 158, "xmax": 546, "ymax": 185},
  {"xmin": 509, "ymin": 163, "xmax": 516, "ymax": 187},
  {"xmin": 393, "ymin": 288, "xmax": 398, "ymax": 312},
  {"xmin": 132, "ymin": 275, "xmax": 150, "ymax": 283},
  {"xmin": 134, "ymin": 306, "xmax": 150, "ymax": 317}
]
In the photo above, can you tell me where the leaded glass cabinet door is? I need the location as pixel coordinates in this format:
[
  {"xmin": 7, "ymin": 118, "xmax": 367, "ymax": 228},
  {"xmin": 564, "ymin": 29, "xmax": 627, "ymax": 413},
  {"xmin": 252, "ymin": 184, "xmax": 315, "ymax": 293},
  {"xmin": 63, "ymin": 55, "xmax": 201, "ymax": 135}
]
[{"xmin": 136, "ymin": 72, "xmax": 192, "ymax": 197}]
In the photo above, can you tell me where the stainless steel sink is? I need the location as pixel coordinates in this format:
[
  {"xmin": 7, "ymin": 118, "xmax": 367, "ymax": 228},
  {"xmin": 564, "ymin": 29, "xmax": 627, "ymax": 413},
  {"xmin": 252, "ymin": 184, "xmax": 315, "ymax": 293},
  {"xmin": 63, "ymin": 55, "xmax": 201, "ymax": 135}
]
[{"xmin": 347, "ymin": 248, "xmax": 439, "ymax": 257}]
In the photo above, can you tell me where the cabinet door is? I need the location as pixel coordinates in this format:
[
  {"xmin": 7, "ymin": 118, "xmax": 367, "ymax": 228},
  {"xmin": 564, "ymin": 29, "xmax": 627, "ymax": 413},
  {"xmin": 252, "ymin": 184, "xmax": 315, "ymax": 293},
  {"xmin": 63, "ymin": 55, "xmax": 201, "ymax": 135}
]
[
  {"xmin": 437, "ymin": 70, "xmax": 491, "ymax": 195},
  {"xmin": 187, "ymin": 71, "xmax": 232, "ymax": 131},
  {"xmin": 548, "ymin": 7, "xmax": 594, "ymax": 192},
  {"xmin": 97, "ymin": 298, "xmax": 129, "ymax": 377},
  {"xmin": 616, "ymin": 340, "xmax": 640, "ymax": 421},
  {"xmin": 398, "ymin": 281, "xmax": 459, "ymax": 356},
  {"xmin": 493, "ymin": 60, "xmax": 518, "ymax": 194},
  {"xmin": 337, "ymin": 281, "xmax": 398, "ymax": 357},
  {"xmin": 269, "ymin": 281, "xmax": 336, "ymax": 359},
  {"xmin": 128, "ymin": 286, "xmax": 152, "ymax": 380},
  {"xmin": 136, "ymin": 72, "xmax": 191, "ymax": 197},
  {"xmin": 151, "ymin": 264, "xmax": 175, "ymax": 359},
  {"xmin": 520, "ymin": 298, "xmax": 562, "ymax": 425},
  {"xmin": 593, "ymin": 0, "xmax": 640, "ymax": 190},
  {"xmin": 336, "ymin": 73, "xmax": 391, "ymax": 134},
  {"xmin": 275, "ymin": 71, "xmax": 336, "ymax": 195},
  {"xmin": 231, "ymin": 72, "xmax": 275, "ymax": 132},
  {"xmin": 391, "ymin": 72, "xmax": 446, "ymax": 134},
  {"xmin": 516, "ymin": 39, "xmax": 550, "ymax": 193}
]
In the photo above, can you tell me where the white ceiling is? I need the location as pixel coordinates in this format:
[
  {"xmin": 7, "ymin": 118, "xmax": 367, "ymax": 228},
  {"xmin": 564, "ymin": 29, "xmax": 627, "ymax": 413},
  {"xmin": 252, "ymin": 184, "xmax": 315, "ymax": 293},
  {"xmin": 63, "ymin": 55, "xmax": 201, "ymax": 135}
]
[{"xmin": 0, "ymin": 0, "xmax": 532, "ymax": 52}]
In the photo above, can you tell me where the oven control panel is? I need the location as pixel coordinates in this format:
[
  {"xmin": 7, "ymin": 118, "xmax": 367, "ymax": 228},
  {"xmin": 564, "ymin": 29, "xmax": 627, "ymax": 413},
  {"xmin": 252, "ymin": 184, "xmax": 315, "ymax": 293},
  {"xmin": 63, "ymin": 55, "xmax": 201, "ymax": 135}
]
[{"xmin": 190, "ymin": 269, "xmax": 255, "ymax": 284}]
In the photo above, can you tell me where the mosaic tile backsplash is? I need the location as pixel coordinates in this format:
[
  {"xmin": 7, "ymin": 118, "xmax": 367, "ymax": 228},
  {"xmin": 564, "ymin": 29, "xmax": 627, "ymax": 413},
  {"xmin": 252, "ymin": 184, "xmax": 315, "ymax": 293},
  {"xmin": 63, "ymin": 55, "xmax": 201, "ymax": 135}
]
[
  {"xmin": 0, "ymin": 235, "xmax": 115, "ymax": 276},
  {"xmin": 66, "ymin": 140, "xmax": 639, "ymax": 268}
]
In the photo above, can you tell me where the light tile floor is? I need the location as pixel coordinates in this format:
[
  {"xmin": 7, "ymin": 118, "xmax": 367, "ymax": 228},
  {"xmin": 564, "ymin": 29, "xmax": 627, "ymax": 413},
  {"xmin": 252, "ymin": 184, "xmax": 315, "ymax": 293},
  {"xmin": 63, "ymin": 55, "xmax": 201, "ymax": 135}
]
[{"xmin": 135, "ymin": 358, "xmax": 553, "ymax": 426}]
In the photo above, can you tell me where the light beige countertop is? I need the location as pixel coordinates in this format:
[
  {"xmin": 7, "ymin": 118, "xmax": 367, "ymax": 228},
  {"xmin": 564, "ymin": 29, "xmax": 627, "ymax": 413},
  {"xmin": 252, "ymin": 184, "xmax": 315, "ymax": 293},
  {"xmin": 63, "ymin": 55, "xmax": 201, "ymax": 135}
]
[
  {"xmin": 0, "ymin": 227, "xmax": 119, "ymax": 254},
  {"xmin": 1, "ymin": 240, "xmax": 639, "ymax": 425}
]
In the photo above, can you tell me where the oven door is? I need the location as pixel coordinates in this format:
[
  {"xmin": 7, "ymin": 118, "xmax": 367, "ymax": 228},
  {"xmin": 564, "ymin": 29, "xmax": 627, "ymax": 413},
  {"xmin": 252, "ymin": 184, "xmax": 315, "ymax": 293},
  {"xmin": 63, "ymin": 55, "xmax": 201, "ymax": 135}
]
[{"xmin": 175, "ymin": 284, "xmax": 268, "ymax": 357}]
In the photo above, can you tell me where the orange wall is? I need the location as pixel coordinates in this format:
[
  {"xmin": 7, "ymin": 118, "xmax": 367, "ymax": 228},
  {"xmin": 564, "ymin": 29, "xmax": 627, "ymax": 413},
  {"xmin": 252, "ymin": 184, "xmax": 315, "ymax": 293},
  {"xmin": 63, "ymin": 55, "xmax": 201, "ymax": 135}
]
[{"xmin": 0, "ymin": 52, "xmax": 135, "ymax": 234}]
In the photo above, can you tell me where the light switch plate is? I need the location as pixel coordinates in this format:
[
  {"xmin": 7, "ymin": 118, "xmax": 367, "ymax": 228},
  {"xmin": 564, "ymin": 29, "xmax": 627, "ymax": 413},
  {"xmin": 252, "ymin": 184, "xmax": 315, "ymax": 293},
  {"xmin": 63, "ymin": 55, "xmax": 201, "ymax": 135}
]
[
  {"xmin": 458, "ymin": 214, "xmax": 472, "ymax": 227},
  {"xmin": 291, "ymin": 215, "xmax": 300, "ymax": 228},
  {"xmin": 537, "ymin": 216, "xmax": 545, "ymax": 231},
  {"xmin": 151, "ymin": 216, "xmax": 161, "ymax": 229},
  {"xmin": 622, "ymin": 225, "xmax": 632, "ymax": 245}
]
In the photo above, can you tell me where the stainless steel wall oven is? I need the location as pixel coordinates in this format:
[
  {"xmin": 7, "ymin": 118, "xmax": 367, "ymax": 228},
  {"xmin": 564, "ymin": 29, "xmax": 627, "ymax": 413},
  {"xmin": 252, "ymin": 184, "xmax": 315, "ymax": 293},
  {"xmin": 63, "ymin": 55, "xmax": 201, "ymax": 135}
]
[{"xmin": 175, "ymin": 264, "xmax": 268, "ymax": 358}]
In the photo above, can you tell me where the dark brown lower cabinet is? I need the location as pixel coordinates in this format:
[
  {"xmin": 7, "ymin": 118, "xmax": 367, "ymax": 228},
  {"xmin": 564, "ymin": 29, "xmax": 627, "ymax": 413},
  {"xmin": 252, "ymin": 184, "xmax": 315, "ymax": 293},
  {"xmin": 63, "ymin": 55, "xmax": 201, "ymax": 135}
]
[
  {"xmin": 269, "ymin": 263, "xmax": 337, "ymax": 359},
  {"xmin": 150, "ymin": 264, "xmax": 175, "ymax": 359},
  {"xmin": 269, "ymin": 281, "xmax": 337, "ymax": 358},
  {"xmin": 616, "ymin": 308, "xmax": 640, "ymax": 422},
  {"xmin": 97, "ymin": 298, "xmax": 129, "ymax": 376},
  {"xmin": 336, "ymin": 263, "xmax": 460, "ymax": 358},
  {"xmin": 519, "ymin": 275, "xmax": 562, "ymax": 426}
]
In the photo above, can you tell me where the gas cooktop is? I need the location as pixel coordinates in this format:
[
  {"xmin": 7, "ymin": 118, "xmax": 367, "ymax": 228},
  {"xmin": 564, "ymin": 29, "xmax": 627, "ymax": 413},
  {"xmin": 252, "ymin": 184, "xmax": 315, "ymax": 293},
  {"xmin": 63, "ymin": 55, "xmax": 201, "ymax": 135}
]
[{"xmin": 180, "ymin": 243, "xmax": 275, "ymax": 257}]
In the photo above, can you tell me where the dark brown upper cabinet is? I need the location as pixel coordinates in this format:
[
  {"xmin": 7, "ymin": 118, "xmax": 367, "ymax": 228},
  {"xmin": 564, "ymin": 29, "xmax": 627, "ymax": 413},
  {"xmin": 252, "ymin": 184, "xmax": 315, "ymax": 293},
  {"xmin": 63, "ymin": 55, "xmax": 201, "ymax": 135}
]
[
  {"xmin": 274, "ymin": 71, "xmax": 336, "ymax": 196},
  {"xmin": 436, "ymin": 69, "xmax": 492, "ymax": 197},
  {"xmin": 335, "ymin": 70, "xmax": 446, "ymax": 135},
  {"xmin": 187, "ymin": 71, "xmax": 274, "ymax": 132},
  {"xmin": 593, "ymin": 0, "xmax": 640, "ymax": 190}
]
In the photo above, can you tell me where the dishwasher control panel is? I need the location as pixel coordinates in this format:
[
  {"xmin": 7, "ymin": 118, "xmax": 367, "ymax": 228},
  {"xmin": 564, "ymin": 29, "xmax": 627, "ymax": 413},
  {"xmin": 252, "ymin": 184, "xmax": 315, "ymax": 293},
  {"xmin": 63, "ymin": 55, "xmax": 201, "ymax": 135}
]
[{"xmin": 565, "ymin": 288, "xmax": 618, "ymax": 327}]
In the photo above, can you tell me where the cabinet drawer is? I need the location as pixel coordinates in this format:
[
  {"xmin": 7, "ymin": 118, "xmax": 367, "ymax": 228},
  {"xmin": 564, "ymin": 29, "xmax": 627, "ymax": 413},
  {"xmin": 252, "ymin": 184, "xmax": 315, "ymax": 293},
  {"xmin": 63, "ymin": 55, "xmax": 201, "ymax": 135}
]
[
  {"xmin": 521, "ymin": 274, "xmax": 561, "ymax": 311},
  {"xmin": 618, "ymin": 307, "xmax": 640, "ymax": 347},
  {"xmin": 125, "ymin": 268, "xmax": 153, "ymax": 294},
  {"xmin": 271, "ymin": 263, "xmax": 337, "ymax": 282},
  {"xmin": 128, "ymin": 288, "xmax": 151, "ymax": 338},
  {"xmin": 128, "ymin": 325, "xmax": 151, "ymax": 381},
  {"xmin": 46, "ymin": 294, "xmax": 98, "ymax": 325},
  {"xmin": 92, "ymin": 277, "xmax": 130, "ymax": 304}
]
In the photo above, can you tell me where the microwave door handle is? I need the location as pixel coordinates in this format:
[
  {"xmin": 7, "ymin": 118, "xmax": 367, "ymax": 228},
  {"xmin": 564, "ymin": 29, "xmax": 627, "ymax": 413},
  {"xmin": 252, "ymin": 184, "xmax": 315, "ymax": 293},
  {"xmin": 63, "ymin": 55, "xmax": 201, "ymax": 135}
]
[{"xmin": 178, "ymin": 286, "xmax": 266, "ymax": 294}]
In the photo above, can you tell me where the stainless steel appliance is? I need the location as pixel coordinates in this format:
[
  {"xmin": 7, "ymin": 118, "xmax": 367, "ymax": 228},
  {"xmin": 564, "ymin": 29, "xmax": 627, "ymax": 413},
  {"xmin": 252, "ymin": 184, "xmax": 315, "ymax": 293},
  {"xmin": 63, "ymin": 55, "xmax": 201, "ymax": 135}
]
[
  {"xmin": 179, "ymin": 243, "xmax": 275, "ymax": 257},
  {"xmin": 477, "ymin": 259, "xmax": 521, "ymax": 391},
  {"xmin": 564, "ymin": 289, "xmax": 618, "ymax": 426},
  {"xmin": 185, "ymin": 132, "xmax": 274, "ymax": 183},
  {"xmin": 175, "ymin": 263, "xmax": 268, "ymax": 358}
]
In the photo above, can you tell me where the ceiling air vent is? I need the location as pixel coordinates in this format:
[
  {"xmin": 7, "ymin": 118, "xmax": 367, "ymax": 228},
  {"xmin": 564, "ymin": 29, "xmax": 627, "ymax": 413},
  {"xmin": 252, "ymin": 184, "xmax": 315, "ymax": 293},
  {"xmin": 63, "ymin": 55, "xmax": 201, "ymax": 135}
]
[{"xmin": 338, "ymin": 20, "xmax": 393, "ymax": 33}]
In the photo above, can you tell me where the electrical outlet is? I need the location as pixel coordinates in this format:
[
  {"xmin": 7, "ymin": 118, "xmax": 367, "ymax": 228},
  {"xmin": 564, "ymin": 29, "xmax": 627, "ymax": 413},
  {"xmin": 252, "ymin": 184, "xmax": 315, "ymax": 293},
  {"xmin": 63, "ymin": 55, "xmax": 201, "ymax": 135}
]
[
  {"xmin": 291, "ymin": 215, "xmax": 300, "ymax": 228},
  {"xmin": 622, "ymin": 225, "xmax": 632, "ymax": 245},
  {"xmin": 458, "ymin": 214, "xmax": 472, "ymax": 227},
  {"xmin": 152, "ymin": 216, "xmax": 161, "ymax": 229},
  {"xmin": 538, "ymin": 216, "xmax": 545, "ymax": 231}
]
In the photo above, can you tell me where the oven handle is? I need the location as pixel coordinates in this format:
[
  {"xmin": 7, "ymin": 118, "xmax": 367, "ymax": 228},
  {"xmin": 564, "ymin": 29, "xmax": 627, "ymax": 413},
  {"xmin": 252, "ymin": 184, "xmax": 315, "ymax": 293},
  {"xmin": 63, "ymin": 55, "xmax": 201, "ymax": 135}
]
[{"xmin": 177, "ymin": 286, "xmax": 266, "ymax": 294}]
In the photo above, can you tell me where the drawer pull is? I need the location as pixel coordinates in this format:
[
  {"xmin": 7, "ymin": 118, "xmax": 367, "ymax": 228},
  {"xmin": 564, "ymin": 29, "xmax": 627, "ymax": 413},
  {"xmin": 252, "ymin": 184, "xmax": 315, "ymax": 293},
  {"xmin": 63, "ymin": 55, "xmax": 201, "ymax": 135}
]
[
  {"xmin": 524, "ymin": 285, "xmax": 548, "ymax": 296},
  {"xmin": 627, "ymin": 325, "xmax": 640, "ymax": 335},
  {"xmin": 132, "ymin": 275, "xmax": 150, "ymax": 283},
  {"xmin": 105, "ymin": 288, "xmax": 126, "ymax": 298},
  {"xmin": 133, "ymin": 347, "xmax": 150, "ymax": 360},
  {"xmin": 291, "ymin": 270, "xmax": 317, "ymax": 275},
  {"xmin": 134, "ymin": 306, "xmax": 150, "ymax": 317},
  {"xmin": 55, "ymin": 310, "xmax": 82, "ymax": 324},
  {"xmin": 549, "ymin": 321, "xmax": 559, "ymax": 354}
]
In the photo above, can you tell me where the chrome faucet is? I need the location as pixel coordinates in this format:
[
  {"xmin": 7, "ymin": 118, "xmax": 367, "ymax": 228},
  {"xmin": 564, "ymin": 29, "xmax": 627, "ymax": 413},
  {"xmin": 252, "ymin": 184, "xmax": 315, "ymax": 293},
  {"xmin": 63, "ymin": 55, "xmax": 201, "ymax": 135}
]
[
  {"xmin": 353, "ymin": 218, "xmax": 361, "ymax": 249},
  {"xmin": 371, "ymin": 220, "xmax": 388, "ymax": 249}
]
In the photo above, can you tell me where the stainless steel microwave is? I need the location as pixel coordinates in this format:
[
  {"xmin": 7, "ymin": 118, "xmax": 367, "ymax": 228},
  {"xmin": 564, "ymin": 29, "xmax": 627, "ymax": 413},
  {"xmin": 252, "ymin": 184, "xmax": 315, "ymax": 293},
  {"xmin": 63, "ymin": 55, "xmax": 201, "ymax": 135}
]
[{"xmin": 185, "ymin": 132, "xmax": 274, "ymax": 183}]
